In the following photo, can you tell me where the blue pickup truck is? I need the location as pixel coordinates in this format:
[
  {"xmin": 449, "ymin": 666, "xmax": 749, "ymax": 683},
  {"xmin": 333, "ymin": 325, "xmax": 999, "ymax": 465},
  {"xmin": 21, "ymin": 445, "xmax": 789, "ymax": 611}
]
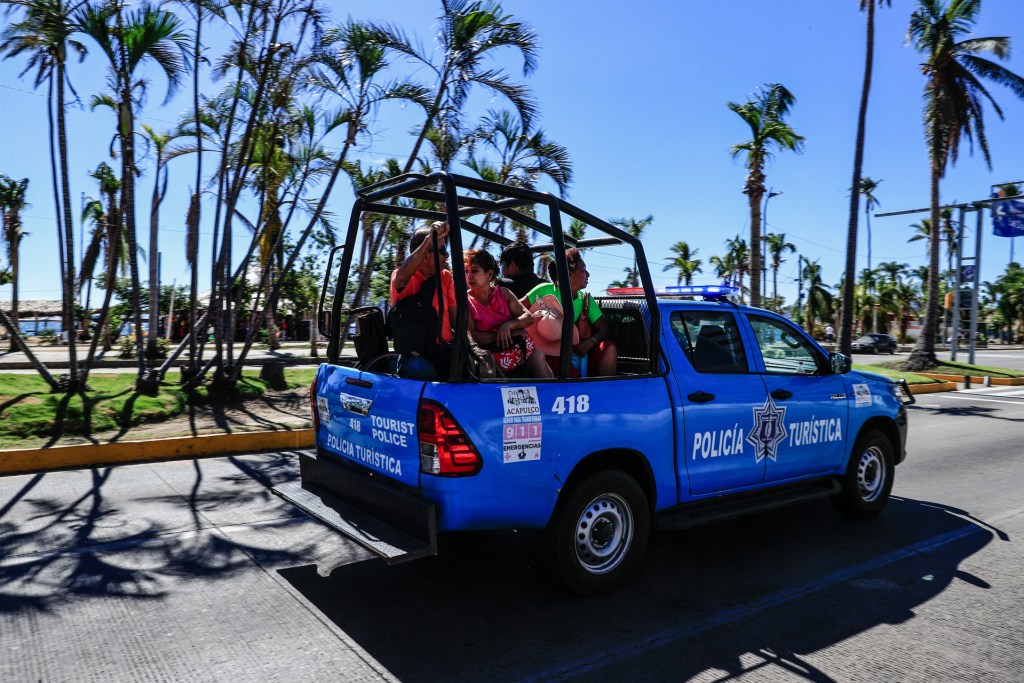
[{"xmin": 273, "ymin": 173, "xmax": 913, "ymax": 595}]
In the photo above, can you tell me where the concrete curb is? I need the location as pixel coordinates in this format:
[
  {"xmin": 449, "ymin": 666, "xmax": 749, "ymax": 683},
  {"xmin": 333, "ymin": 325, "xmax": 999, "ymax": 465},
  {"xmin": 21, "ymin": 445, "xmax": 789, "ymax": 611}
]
[
  {"xmin": 908, "ymin": 381, "xmax": 958, "ymax": 395},
  {"xmin": 914, "ymin": 372, "xmax": 1024, "ymax": 386},
  {"xmin": 0, "ymin": 429, "xmax": 314, "ymax": 477}
]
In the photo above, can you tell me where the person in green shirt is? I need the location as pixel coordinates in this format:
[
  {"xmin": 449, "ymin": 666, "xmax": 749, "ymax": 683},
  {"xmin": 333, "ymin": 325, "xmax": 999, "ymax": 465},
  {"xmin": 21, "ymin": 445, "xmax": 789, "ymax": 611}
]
[{"xmin": 522, "ymin": 247, "xmax": 618, "ymax": 377}]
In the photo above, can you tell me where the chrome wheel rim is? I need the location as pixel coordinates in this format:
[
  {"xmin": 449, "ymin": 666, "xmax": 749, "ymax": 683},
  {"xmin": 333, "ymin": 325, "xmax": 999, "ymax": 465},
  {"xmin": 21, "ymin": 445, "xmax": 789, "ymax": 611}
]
[
  {"xmin": 574, "ymin": 493, "xmax": 633, "ymax": 575},
  {"xmin": 857, "ymin": 446, "xmax": 886, "ymax": 502}
]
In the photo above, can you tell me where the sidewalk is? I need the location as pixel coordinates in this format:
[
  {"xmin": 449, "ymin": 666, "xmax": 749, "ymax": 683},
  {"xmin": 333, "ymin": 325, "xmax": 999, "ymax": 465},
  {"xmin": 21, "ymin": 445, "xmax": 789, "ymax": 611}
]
[{"xmin": 0, "ymin": 340, "xmax": 331, "ymax": 372}]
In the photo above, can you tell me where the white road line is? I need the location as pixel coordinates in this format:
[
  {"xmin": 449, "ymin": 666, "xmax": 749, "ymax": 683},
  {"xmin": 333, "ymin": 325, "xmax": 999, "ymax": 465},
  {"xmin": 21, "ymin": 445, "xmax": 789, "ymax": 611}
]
[{"xmin": 928, "ymin": 394, "xmax": 1024, "ymax": 406}]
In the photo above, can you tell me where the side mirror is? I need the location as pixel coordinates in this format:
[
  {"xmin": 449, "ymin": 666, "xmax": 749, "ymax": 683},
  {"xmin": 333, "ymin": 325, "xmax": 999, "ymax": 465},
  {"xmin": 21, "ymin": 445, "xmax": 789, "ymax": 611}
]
[{"xmin": 830, "ymin": 352, "xmax": 851, "ymax": 374}]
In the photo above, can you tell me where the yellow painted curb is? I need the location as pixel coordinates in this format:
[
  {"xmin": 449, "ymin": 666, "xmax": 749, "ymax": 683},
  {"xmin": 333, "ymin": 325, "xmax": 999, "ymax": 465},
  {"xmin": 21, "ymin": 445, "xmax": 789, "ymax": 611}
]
[
  {"xmin": 908, "ymin": 381, "xmax": 958, "ymax": 395},
  {"xmin": 984, "ymin": 376, "xmax": 1024, "ymax": 386},
  {"xmin": 915, "ymin": 372, "xmax": 1024, "ymax": 385},
  {"xmin": 0, "ymin": 429, "xmax": 315, "ymax": 477}
]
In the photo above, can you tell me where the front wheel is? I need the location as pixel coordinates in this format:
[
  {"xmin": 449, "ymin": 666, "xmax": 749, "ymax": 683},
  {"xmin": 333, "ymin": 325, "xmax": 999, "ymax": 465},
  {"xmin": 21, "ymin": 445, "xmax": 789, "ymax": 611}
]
[
  {"xmin": 545, "ymin": 470, "xmax": 650, "ymax": 595},
  {"xmin": 831, "ymin": 431, "xmax": 895, "ymax": 518}
]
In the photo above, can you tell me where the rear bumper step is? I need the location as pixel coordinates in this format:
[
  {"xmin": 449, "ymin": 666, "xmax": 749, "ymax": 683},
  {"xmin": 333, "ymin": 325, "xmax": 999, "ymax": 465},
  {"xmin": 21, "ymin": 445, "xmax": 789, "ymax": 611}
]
[
  {"xmin": 273, "ymin": 451, "xmax": 437, "ymax": 565},
  {"xmin": 656, "ymin": 478, "xmax": 841, "ymax": 530}
]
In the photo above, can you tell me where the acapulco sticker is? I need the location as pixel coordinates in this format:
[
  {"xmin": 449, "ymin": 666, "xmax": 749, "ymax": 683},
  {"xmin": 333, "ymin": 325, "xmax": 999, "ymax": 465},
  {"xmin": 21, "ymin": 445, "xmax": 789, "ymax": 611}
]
[
  {"xmin": 501, "ymin": 387, "xmax": 542, "ymax": 462},
  {"xmin": 746, "ymin": 396, "xmax": 788, "ymax": 463}
]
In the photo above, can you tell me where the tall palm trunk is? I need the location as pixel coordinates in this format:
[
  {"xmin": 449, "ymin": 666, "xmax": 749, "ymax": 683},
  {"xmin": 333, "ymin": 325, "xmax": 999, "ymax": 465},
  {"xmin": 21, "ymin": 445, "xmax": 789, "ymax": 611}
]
[
  {"xmin": 403, "ymin": 81, "xmax": 447, "ymax": 173},
  {"xmin": 745, "ymin": 169, "xmax": 765, "ymax": 307},
  {"xmin": 772, "ymin": 265, "xmax": 779, "ymax": 311},
  {"xmin": 908, "ymin": 135, "xmax": 942, "ymax": 370},
  {"xmin": 188, "ymin": 4, "xmax": 203, "ymax": 374},
  {"xmin": 56, "ymin": 60, "xmax": 80, "ymax": 389},
  {"xmin": 118, "ymin": 93, "xmax": 147, "ymax": 385},
  {"xmin": 840, "ymin": 0, "xmax": 876, "ymax": 356},
  {"xmin": 147, "ymin": 156, "xmax": 165, "ymax": 360}
]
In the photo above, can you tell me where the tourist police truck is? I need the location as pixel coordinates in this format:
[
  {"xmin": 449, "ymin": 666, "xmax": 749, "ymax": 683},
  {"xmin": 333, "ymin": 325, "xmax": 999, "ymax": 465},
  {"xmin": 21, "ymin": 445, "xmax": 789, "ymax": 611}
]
[{"xmin": 272, "ymin": 173, "xmax": 913, "ymax": 595}]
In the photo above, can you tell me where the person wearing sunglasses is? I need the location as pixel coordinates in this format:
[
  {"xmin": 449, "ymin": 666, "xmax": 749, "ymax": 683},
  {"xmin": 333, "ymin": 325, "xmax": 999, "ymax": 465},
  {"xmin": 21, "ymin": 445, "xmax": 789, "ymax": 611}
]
[{"xmin": 389, "ymin": 221, "xmax": 456, "ymax": 378}]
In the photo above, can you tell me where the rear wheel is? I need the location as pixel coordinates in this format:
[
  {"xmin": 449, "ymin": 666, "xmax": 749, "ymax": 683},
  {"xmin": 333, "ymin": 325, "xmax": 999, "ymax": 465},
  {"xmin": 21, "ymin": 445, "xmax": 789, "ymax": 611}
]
[
  {"xmin": 545, "ymin": 470, "xmax": 650, "ymax": 595},
  {"xmin": 832, "ymin": 431, "xmax": 894, "ymax": 518}
]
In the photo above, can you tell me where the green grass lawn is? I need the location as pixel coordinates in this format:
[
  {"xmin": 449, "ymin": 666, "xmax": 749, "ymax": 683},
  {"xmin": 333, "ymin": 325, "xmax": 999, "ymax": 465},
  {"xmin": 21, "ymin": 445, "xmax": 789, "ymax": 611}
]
[
  {"xmin": 852, "ymin": 365, "xmax": 944, "ymax": 385},
  {"xmin": 874, "ymin": 359, "xmax": 1024, "ymax": 379},
  {"xmin": 0, "ymin": 368, "xmax": 317, "ymax": 446}
]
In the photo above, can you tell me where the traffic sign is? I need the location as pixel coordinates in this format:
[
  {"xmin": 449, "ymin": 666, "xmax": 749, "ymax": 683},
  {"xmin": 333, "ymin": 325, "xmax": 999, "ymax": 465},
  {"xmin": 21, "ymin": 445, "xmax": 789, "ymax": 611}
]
[{"xmin": 960, "ymin": 264, "xmax": 976, "ymax": 281}]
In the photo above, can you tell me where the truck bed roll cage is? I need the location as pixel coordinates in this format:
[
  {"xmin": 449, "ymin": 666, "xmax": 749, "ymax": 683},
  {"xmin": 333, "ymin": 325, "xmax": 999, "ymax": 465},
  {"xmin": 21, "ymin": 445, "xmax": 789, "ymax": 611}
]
[{"xmin": 322, "ymin": 172, "xmax": 661, "ymax": 379}]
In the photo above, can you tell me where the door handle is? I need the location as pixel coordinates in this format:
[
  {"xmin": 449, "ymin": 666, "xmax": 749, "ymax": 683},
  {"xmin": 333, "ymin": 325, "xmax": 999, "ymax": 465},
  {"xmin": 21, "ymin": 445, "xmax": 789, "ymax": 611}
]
[
  {"xmin": 688, "ymin": 391, "xmax": 715, "ymax": 403},
  {"xmin": 771, "ymin": 389, "xmax": 793, "ymax": 400}
]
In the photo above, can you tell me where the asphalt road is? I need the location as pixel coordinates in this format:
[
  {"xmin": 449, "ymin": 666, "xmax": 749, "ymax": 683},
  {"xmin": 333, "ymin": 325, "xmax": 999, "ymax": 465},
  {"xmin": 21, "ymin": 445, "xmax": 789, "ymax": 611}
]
[
  {"xmin": 853, "ymin": 347, "xmax": 1024, "ymax": 373},
  {"xmin": 2, "ymin": 389, "xmax": 1022, "ymax": 682}
]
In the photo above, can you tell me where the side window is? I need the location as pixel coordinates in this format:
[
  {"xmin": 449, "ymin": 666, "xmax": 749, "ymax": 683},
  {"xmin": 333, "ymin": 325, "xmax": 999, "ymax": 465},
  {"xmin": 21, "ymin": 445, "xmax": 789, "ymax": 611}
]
[
  {"xmin": 748, "ymin": 315, "xmax": 825, "ymax": 375},
  {"xmin": 670, "ymin": 310, "xmax": 748, "ymax": 374}
]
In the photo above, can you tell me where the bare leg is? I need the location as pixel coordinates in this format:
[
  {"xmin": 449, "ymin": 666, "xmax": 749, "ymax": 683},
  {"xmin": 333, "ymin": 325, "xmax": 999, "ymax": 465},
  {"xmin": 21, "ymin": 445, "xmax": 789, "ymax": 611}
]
[
  {"xmin": 527, "ymin": 349, "xmax": 554, "ymax": 378},
  {"xmin": 596, "ymin": 342, "xmax": 618, "ymax": 377}
]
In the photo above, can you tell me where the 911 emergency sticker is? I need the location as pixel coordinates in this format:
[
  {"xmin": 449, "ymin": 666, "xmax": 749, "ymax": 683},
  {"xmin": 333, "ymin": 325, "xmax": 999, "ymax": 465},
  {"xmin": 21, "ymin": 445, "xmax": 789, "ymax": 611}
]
[
  {"xmin": 853, "ymin": 383, "xmax": 871, "ymax": 406},
  {"xmin": 502, "ymin": 387, "xmax": 542, "ymax": 463}
]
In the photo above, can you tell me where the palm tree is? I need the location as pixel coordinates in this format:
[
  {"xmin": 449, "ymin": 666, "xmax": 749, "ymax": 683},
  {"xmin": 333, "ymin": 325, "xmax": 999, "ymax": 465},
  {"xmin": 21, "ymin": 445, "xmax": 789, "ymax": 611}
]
[
  {"xmin": 567, "ymin": 218, "xmax": 587, "ymax": 246},
  {"xmin": 876, "ymin": 260, "xmax": 907, "ymax": 287},
  {"xmin": 0, "ymin": 0, "xmax": 88, "ymax": 390},
  {"xmin": 464, "ymin": 108, "xmax": 573, "ymax": 243},
  {"xmin": 890, "ymin": 281, "xmax": 921, "ymax": 343},
  {"xmin": 839, "ymin": 0, "xmax": 891, "ymax": 355},
  {"xmin": 858, "ymin": 178, "xmax": 883, "ymax": 272},
  {"xmin": 371, "ymin": 0, "xmax": 540, "ymax": 174},
  {"xmin": 77, "ymin": 0, "xmax": 190, "ymax": 387},
  {"xmin": 300, "ymin": 22, "xmax": 426, "ymax": 278},
  {"xmin": 709, "ymin": 254, "xmax": 733, "ymax": 285},
  {"xmin": 728, "ymin": 83, "xmax": 805, "ymax": 308},
  {"xmin": 801, "ymin": 259, "xmax": 834, "ymax": 336},
  {"xmin": 468, "ymin": 109, "xmax": 573, "ymax": 194},
  {"xmin": 905, "ymin": 0, "xmax": 1024, "ymax": 371},
  {"xmin": 765, "ymin": 232, "xmax": 795, "ymax": 311},
  {"xmin": 909, "ymin": 210, "xmax": 959, "ymax": 278},
  {"xmin": 663, "ymin": 241, "xmax": 702, "ymax": 286},
  {"xmin": 725, "ymin": 235, "xmax": 750, "ymax": 301},
  {"xmin": 170, "ymin": 0, "xmax": 224, "ymax": 375},
  {"xmin": 0, "ymin": 175, "xmax": 29, "ymax": 350},
  {"xmin": 142, "ymin": 125, "xmax": 174, "ymax": 360},
  {"xmin": 610, "ymin": 215, "xmax": 653, "ymax": 287}
]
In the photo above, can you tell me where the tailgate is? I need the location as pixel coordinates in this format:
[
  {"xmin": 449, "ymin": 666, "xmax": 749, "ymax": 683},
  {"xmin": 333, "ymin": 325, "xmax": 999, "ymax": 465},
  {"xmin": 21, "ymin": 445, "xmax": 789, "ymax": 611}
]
[{"xmin": 314, "ymin": 364, "xmax": 425, "ymax": 488}]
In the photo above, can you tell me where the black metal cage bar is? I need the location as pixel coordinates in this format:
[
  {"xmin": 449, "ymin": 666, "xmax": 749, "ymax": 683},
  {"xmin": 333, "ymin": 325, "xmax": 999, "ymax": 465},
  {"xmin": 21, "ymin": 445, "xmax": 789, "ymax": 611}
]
[{"xmin": 323, "ymin": 172, "xmax": 661, "ymax": 376}]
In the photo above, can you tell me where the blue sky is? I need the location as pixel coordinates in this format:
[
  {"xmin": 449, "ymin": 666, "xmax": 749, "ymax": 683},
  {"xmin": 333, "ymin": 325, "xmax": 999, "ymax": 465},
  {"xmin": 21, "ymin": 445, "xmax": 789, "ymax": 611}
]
[{"xmin": 1, "ymin": 0, "xmax": 1022, "ymax": 311}]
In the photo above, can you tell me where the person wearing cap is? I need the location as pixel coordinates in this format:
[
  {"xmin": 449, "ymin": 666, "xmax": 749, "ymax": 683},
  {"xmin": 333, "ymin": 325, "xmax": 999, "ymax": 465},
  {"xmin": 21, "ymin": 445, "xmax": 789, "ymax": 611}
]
[
  {"xmin": 522, "ymin": 248, "xmax": 618, "ymax": 377},
  {"xmin": 390, "ymin": 220, "xmax": 456, "ymax": 378},
  {"xmin": 498, "ymin": 241, "xmax": 545, "ymax": 299}
]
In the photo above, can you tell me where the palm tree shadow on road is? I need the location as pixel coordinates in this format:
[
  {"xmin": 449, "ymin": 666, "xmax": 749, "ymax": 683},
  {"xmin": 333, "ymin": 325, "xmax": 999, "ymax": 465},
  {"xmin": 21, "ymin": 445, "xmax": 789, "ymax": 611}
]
[{"xmin": 278, "ymin": 497, "xmax": 998, "ymax": 683}]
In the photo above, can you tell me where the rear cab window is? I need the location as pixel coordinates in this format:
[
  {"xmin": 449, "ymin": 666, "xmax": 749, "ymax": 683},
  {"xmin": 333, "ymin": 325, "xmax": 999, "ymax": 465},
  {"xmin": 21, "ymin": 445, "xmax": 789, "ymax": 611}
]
[{"xmin": 670, "ymin": 310, "xmax": 748, "ymax": 374}]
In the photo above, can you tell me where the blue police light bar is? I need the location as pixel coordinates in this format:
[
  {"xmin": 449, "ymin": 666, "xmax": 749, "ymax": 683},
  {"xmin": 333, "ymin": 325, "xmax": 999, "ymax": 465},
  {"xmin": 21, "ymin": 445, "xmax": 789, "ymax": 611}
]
[{"xmin": 605, "ymin": 285, "xmax": 739, "ymax": 301}]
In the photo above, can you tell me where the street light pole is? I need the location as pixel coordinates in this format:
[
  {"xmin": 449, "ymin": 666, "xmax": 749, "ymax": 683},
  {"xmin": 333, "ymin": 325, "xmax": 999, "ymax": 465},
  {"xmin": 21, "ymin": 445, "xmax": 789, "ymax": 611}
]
[
  {"xmin": 762, "ymin": 189, "xmax": 782, "ymax": 309},
  {"xmin": 796, "ymin": 254, "xmax": 804, "ymax": 328}
]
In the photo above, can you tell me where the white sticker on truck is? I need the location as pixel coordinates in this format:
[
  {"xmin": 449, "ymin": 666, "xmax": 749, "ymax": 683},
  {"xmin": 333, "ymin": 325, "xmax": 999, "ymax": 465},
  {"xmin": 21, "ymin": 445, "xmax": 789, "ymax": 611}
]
[{"xmin": 501, "ymin": 387, "xmax": 542, "ymax": 463}]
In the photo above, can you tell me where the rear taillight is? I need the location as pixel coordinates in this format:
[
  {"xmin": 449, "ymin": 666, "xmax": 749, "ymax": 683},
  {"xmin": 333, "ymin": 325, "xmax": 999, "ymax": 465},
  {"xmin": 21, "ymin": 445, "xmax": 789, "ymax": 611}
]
[
  {"xmin": 418, "ymin": 400, "xmax": 482, "ymax": 476},
  {"xmin": 309, "ymin": 375, "xmax": 320, "ymax": 432}
]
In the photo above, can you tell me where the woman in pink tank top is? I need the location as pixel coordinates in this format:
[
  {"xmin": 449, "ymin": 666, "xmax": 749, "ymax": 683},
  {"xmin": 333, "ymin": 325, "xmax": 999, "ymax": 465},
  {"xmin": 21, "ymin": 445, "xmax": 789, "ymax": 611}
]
[{"xmin": 465, "ymin": 249, "xmax": 553, "ymax": 378}]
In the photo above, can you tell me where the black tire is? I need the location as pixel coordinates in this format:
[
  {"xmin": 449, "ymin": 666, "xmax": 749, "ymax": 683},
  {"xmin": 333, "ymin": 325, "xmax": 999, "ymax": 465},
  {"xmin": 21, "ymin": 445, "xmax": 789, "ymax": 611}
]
[
  {"xmin": 832, "ymin": 431, "xmax": 895, "ymax": 518},
  {"xmin": 545, "ymin": 470, "xmax": 650, "ymax": 596}
]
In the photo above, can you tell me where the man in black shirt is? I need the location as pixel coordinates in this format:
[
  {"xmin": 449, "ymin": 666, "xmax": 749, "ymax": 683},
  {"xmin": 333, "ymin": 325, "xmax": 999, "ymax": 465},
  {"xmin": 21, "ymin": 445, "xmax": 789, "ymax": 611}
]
[{"xmin": 498, "ymin": 241, "xmax": 545, "ymax": 299}]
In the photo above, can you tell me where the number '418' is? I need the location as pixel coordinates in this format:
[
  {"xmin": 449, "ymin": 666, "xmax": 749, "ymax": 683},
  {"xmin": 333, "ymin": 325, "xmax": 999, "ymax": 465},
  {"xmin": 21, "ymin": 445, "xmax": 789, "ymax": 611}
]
[{"xmin": 552, "ymin": 395, "xmax": 590, "ymax": 414}]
